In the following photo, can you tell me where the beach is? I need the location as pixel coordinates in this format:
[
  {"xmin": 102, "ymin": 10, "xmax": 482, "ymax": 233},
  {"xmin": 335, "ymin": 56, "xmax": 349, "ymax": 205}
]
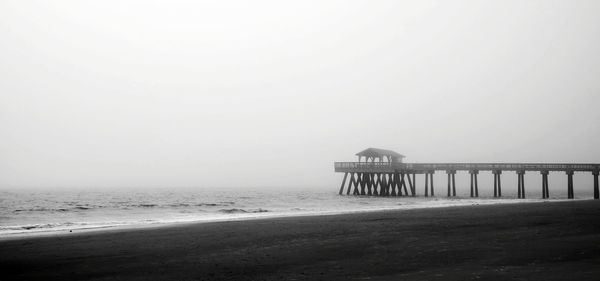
[{"xmin": 1, "ymin": 200, "xmax": 599, "ymax": 280}]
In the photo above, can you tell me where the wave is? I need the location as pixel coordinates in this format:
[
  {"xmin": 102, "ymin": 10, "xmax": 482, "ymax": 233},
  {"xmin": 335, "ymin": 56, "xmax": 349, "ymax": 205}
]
[
  {"xmin": 218, "ymin": 208, "xmax": 269, "ymax": 214},
  {"xmin": 168, "ymin": 203, "xmax": 191, "ymax": 207},
  {"xmin": 11, "ymin": 202, "xmax": 239, "ymax": 213},
  {"xmin": 134, "ymin": 204, "xmax": 157, "ymax": 208},
  {"xmin": 196, "ymin": 202, "xmax": 234, "ymax": 207},
  {"xmin": 131, "ymin": 202, "xmax": 235, "ymax": 208},
  {"xmin": 1, "ymin": 222, "xmax": 77, "ymax": 231},
  {"xmin": 14, "ymin": 207, "xmax": 73, "ymax": 213}
]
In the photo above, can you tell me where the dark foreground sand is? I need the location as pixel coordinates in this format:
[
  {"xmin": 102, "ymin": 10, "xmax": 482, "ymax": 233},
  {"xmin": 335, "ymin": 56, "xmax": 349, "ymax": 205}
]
[{"xmin": 1, "ymin": 200, "xmax": 599, "ymax": 281}]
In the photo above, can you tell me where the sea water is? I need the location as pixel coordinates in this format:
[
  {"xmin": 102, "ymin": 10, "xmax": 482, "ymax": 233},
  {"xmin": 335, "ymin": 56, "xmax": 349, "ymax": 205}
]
[{"xmin": 0, "ymin": 187, "xmax": 574, "ymax": 238}]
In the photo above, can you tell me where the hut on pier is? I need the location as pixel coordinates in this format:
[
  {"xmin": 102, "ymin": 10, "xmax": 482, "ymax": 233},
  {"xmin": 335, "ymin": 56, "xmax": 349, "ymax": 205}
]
[{"xmin": 356, "ymin": 148, "xmax": 405, "ymax": 163}]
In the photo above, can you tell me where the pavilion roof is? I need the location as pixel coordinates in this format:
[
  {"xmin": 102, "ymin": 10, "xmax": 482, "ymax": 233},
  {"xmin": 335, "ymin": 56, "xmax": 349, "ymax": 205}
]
[{"xmin": 355, "ymin": 148, "xmax": 405, "ymax": 158}]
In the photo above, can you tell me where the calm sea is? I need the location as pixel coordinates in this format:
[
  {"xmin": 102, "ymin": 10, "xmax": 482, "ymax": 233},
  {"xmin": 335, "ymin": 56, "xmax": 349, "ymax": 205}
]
[{"xmin": 0, "ymin": 188, "xmax": 566, "ymax": 238}]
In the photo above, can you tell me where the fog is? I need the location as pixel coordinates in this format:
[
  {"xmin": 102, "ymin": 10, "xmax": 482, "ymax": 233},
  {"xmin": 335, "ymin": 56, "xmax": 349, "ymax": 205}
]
[{"xmin": 1, "ymin": 1, "xmax": 599, "ymax": 190}]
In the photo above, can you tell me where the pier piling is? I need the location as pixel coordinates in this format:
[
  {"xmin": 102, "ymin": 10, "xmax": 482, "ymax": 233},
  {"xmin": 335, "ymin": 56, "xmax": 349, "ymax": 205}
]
[
  {"xmin": 541, "ymin": 171, "xmax": 549, "ymax": 199},
  {"xmin": 424, "ymin": 173, "xmax": 429, "ymax": 197},
  {"xmin": 469, "ymin": 170, "xmax": 479, "ymax": 197},
  {"xmin": 406, "ymin": 173, "xmax": 415, "ymax": 196},
  {"xmin": 339, "ymin": 173, "xmax": 348, "ymax": 195},
  {"xmin": 424, "ymin": 171, "xmax": 434, "ymax": 197},
  {"xmin": 517, "ymin": 170, "xmax": 526, "ymax": 199},
  {"xmin": 594, "ymin": 171, "xmax": 599, "ymax": 199},
  {"xmin": 446, "ymin": 170, "xmax": 457, "ymax": 197},
  {"xmin": 567, "ymin": 171, "xmax": 574, "ymax": 199},
  {"xmin": 493, "ymin": 170, "xmax": 502, "ymax": 198}
]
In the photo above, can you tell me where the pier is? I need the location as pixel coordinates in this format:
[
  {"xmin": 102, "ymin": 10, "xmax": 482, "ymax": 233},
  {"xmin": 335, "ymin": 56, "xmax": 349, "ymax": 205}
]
[{"xmin": 335, "ymin": 148, "xmax": 600, "ymax": 199}]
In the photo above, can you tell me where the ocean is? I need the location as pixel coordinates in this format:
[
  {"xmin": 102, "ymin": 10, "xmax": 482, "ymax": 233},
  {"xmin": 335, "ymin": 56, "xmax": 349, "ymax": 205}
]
[{"xmin": 0, "ymin": 187, "xmax": 574, "ymax": 238}]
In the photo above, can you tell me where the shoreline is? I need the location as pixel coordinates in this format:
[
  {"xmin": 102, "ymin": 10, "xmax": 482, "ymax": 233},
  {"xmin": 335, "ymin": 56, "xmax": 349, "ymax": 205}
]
[{"xmin": 0, "ymin": 197, "xmax": 584, "ymax": 241}]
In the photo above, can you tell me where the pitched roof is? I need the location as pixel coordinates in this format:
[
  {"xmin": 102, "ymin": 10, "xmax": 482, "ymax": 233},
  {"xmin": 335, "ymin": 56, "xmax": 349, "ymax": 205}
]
[{"xmin": 355, "ymin": 148, "xmax": 405, "ymax": 158}]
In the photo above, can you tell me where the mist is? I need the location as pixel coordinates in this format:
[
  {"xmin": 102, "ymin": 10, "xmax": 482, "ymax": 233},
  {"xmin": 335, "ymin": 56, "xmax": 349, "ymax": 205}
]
[{"xmin": 1, "ymin": 0, "xmax": 599, "ymax": 190}]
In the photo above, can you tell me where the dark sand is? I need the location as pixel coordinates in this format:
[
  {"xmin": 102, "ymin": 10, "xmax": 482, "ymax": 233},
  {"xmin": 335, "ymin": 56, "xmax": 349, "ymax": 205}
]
[{"xmin": 1, "ymin": 200, "xmax": 599, "ymax": 281}]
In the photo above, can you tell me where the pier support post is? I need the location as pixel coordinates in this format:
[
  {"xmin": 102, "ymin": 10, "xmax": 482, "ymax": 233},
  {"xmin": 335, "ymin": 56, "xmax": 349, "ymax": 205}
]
[
  {"xmin": 517, "ymin": 171, "xmax": 521, "ymax": 198},
  {"xmin": 451, "ymin": 172, "xmax": 456, "ymax": 196},
  {"xmin": 412, "ymin": 173, "xmax": 417, "ymax": 196},
  {"xmin": 592, "ymin": 171, "xmax": 600, "ymax": 199},
  {"xmin": 380, "ymin": 174, "xmax": 388, "ymax": 196},
  {"xmin": 352, "ymin": 173, "xmax": 358, "ymax": 195},
  {"xmin": 352, "ymin": 173, "xmax": 362, "ymax": 195},
  {"xmin": 380, "ymin": 174, "xmax": 387, "ymax": 196},
  {"xmin": 400, "ymin": 173, "xmax": 408, "ymax": 196},
  {"xmin": 397, "ymin": 173, "xmax": 403, "ymax": 196},
  {"xmin": 346, "ymin": 173, "xmax": 355, "ymax": 195},
  {"xmin": 394, "ymin": 173, "xmax": 402, "ymax": 196},
  {"xmin": 493, "ymin": 172, "xmax": 497, "ymax": 197},
  {"xmin": 593, "ymin": 171, "xmax": 599, "ymax": 200},
  {"xmin": 339, "ymin": 172, "xmax": 348, "ymax": 195},
  {"xmin": 424, "ymin": 171, "xmax": 434, "ymax": 197},
  {"xmin": 395, "ymin": 173, "xmax": 402, "ymax": 196},
  {"xmin": 424, "ymin": 172, "xmax": 429, "ymax": 197},
  {"xmin": 359, "ymin": 173, "xmax": 366, "ymax": 195},
  {"xmin": 373, "ymin": 174, "xmax": 381, "ymax": 196},
  {"xmin": 406, "ymin": 172, "xmax": 415, "ymax": 196},
  {"xmin": 469, "ymin": 170, "xmax": 479, "ymax": 197},
  {"xmin": 447, "ymin": 172, "xmax": 451, "ymax": 197},
  {"xmin": 389, "ymin": 173, "xmax": 397, "ymax": 196},
  {"xmin": 371, "ymin": 173, "xmax": 376, "ymax": 195},
  {"xmin": 367, "ymin": 173, "xmax": 373, "ymax": 195},
  {"xmin": 567, "ymin": 170, "xmax": 574, "ymax": 199},
  {"xmin": 430, "ymin": 171, "xmax": 435, "ymax": 196},
  {"xmin": 359, "ymin": 173, "xmax": 367, "ymax": 195},
  {"xmin": 517, "ymin": 170, "xmax": 525, "ymax": 199},
  {"xmin": 493, "ymin": 170, "xmax": 502, "ymax": 197},
  {"xmin": 446, "ymin": 170, "xmax": 456, "ymax": 197},
  {"xmin": 353, "ymin": 173, "xmax": 360, "ymax": 195},
  {"xmin": 470, "ymin": 172, "xmax": 474, "ymax": 197},
  {"xmin": 541, "ymin": 171, "xmax": 549, "ymax": 199},
  {"xmin": 388, "ymin": 173, "xmax": 395, "ymax": 196},
  {"xmin": 366, "ymin": 173, "xmax": 373, "ymax": 195},
  {"xmin": 476, "ymin": 172, "xmax": 479, "ymax": 197}
]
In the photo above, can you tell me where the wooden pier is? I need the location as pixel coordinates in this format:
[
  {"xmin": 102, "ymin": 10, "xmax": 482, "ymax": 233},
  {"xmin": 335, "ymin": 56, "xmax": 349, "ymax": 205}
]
[{"xmin": 335, "ymin": 148, "xmax": 600, "ymax": 199}]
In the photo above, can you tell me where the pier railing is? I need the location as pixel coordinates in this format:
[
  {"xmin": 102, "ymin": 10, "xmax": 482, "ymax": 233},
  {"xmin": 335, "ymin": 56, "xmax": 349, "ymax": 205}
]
[
  {"xmin": 334, "ymin": 162, "xmax": 600, "ymax": 173},
  {"xmin": 334, "ymin": 162, "xmax": 394, "ymax": 172}
]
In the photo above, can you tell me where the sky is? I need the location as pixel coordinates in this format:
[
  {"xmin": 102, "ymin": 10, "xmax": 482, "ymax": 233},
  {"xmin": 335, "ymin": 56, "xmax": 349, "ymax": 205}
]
[{"xmin": 1, "ymin": 1, "xmax": 599, "ymax": 189}]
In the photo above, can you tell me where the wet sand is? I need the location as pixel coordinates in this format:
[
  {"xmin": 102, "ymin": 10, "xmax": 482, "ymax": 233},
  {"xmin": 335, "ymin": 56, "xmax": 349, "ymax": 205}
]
[{"xmin": 1, "ymin": 200, "xmax": 599, "ymax": 281}]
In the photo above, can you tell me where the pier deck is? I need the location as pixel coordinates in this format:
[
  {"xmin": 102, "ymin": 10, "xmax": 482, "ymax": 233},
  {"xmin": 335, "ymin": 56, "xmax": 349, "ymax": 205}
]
[{"xmin": 335, "ymin": 162, "xmax": 600, "ymax": 173}]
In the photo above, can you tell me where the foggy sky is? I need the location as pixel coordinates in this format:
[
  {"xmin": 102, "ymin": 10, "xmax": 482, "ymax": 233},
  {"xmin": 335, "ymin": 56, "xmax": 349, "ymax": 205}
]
[{"xmin": 1, "ymin": 1, "xmax": 599, "ymax": 189}]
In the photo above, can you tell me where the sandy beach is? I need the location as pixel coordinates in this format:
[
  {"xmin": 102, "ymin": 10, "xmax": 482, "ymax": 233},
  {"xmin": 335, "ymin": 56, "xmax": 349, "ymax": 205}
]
[{"xmin": 1, "ymin": 200, "xmax": 599, "ymax": 280}]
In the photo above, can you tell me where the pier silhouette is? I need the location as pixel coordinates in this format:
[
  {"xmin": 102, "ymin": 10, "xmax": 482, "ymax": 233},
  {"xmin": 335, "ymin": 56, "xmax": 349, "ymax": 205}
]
[{"xmin": 335, "ymin": 148, "xmax": 600, "ymax": 199}]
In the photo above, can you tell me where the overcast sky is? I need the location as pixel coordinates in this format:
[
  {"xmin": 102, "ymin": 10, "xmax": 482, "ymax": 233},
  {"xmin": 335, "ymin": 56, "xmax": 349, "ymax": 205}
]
[{"xmin": 1, "ymin": 1, "xmax": 599, "ymax": 189}]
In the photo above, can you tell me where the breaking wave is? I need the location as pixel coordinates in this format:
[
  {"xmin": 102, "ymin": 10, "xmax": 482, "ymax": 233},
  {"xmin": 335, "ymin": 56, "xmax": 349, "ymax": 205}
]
[{"xmin": 219, "ymin": 208, "xmax": 269, "ymax": 214}]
